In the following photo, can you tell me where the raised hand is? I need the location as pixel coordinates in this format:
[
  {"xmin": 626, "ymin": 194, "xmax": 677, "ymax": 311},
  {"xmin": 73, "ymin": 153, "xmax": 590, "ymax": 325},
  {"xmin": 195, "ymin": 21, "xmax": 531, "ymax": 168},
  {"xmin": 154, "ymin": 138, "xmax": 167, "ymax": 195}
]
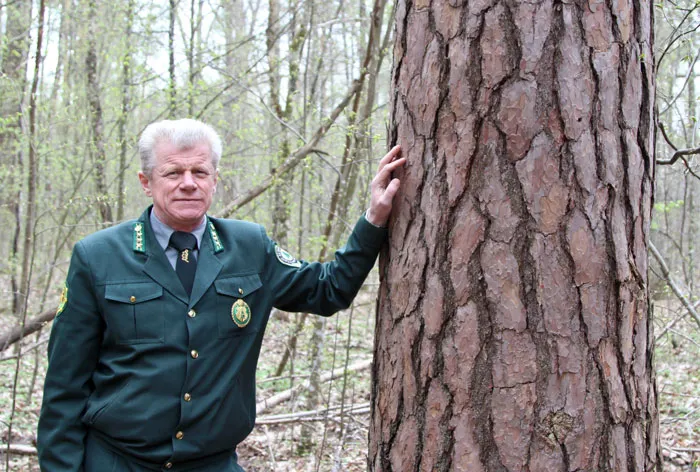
[{"xmin": 365, "ymin": 145, "xmax": 406, "ymax": 227}]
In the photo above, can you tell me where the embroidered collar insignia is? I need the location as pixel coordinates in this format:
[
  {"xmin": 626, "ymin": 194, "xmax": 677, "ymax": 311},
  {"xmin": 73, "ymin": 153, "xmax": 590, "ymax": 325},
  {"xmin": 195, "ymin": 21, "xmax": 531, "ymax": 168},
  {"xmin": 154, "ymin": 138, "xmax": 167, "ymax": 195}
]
[
  {"xmin": 133, "ymin": 222, "xmax": 146, "ymax": 253},
  {"xmin": 209, "ymin": 221, "xmax": 224, "ymax": 253}
]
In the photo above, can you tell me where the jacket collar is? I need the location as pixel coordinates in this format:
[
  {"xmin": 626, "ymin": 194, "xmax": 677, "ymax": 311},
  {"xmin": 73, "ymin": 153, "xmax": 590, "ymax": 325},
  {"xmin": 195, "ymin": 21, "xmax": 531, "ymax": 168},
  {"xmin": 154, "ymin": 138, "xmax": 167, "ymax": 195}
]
[{"xmin": 134, "ymin": 206, "xmax": 223, "ymax": 307}]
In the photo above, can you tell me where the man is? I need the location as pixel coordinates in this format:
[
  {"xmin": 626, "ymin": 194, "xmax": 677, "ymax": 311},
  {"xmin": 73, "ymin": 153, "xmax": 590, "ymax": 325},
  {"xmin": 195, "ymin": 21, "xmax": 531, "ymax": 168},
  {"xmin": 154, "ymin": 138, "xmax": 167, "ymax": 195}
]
[{"xmin": 37, "ymin": 118, "xmax": 405, "ymax": 471}]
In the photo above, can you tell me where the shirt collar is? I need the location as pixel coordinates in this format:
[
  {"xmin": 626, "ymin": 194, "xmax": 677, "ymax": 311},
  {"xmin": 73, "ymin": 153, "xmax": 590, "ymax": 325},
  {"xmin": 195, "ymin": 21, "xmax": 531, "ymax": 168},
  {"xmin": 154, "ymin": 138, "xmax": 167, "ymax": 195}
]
[{"xmin": 150, "ymin": 210, "xmax": 207, "ymax": 251}]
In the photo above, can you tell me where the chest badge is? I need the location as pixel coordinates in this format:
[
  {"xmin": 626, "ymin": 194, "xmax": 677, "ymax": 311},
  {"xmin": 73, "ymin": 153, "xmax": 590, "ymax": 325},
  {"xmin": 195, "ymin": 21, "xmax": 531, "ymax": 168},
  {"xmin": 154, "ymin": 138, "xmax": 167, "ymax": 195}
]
[{"xmin": 231, "ymin": 299, "xmax": 251, "ymax": 328}]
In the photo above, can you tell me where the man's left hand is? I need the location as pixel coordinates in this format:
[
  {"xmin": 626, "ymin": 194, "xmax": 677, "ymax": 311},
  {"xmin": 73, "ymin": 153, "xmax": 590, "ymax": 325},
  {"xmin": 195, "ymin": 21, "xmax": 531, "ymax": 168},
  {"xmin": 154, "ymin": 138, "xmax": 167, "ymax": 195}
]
[{"xmin": 366, "ymin": 145, "xmax": 406, "ymax": 227}]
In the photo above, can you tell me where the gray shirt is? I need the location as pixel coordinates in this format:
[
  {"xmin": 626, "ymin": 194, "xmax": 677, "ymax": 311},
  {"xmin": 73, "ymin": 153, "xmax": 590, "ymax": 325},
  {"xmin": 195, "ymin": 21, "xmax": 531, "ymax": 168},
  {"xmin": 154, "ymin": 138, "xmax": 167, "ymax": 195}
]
[{"xmin": 149, "ymin": 211, "xmax": 207, "ymax": 269}]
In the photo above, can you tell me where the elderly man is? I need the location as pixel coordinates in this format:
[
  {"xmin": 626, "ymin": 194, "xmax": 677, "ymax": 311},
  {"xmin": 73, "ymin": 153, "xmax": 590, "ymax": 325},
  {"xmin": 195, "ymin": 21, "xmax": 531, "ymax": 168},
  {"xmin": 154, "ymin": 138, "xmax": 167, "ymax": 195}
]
[{"xmin": 37, "ymin": 119, "xmax": 405, "ymax": 471}]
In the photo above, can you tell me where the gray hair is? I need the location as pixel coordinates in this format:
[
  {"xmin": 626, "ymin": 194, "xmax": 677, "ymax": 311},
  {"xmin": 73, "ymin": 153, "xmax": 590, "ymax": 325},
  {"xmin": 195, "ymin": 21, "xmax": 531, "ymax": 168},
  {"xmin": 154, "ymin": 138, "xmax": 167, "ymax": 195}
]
[{"xmin": 138, "ymin": 119, "xmax": 223, "ymax": 176}]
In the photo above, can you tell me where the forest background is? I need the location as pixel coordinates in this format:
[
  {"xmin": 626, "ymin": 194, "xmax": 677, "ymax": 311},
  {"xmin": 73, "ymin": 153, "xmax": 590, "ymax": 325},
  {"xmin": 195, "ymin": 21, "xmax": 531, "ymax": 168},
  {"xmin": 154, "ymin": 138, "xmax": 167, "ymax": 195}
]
[{"xmin": 0, "ymin": 0, "xmax": 698, "ymax": 470}]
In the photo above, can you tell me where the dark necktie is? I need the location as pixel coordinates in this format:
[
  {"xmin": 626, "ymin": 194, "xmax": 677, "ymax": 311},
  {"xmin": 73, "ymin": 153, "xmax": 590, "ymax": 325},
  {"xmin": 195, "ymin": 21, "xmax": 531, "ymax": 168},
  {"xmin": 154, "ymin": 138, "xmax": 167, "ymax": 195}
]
[{"xmin": 169, "ymin": 231, "xmax": 197, "ymax": 296}]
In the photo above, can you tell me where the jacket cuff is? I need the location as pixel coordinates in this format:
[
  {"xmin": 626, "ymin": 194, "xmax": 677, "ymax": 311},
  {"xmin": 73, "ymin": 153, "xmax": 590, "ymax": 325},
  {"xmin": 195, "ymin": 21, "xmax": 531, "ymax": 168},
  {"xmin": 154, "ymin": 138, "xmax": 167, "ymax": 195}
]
[{"xmin": 354, "ymin": 213, "xmax": 388, "ymax": 250}]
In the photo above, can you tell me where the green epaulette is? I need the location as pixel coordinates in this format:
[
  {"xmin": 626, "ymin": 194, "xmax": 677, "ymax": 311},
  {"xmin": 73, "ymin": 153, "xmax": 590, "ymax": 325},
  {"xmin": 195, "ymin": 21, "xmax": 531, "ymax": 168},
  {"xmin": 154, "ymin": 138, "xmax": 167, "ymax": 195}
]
[{"xmin": 209, "ymin": 221, "xmax": 224, "ymax": 253}]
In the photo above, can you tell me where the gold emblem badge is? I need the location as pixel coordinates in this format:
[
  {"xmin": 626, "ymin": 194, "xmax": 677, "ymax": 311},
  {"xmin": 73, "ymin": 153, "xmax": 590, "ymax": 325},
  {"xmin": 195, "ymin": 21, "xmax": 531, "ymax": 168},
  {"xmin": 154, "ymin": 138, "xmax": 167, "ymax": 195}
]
[
  {"xmin": 231, "ymin": 299, "xmax": 251, "ymax": 328},
  {"xmin": 181, "ymin": 249, "xmax": 190, "ymax": 263},
  {"xmin": 57, "ymin": 283, "xmax": 68, "ymax": 316}
]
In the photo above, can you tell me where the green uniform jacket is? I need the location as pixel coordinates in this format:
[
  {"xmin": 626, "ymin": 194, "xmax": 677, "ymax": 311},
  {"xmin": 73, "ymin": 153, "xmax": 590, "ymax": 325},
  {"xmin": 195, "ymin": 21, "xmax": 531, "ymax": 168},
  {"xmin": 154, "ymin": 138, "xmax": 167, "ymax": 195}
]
[{"xmin": 37, "ymin": 207, "xmax": 386, "ymax": 471}]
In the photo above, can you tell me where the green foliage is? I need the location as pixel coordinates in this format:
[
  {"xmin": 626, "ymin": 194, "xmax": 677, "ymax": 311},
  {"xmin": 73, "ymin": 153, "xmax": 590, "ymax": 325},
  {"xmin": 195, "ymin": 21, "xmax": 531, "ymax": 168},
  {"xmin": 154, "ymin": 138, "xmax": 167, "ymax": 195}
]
[{"xmin": 654, "ymin": 199, "xmax": 685, "ymax": 214}]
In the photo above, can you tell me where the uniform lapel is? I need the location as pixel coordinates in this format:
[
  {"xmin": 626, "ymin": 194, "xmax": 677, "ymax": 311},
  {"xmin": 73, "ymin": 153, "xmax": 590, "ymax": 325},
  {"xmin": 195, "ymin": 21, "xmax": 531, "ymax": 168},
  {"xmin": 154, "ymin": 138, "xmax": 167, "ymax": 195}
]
[
  {"xmin": 189, "ymin": 218, "xmax": 223, "ymax": 308},
  {"xmin": 137, "ymin": 208, "xmax": 190, "ymax": 305}
]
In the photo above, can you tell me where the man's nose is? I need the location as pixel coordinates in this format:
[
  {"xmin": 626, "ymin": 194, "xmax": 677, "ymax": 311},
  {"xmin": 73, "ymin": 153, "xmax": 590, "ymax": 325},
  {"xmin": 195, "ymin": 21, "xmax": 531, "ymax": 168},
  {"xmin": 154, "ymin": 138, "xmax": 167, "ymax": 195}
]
[{"xmin": 180, "ymin": 171, "xmax": 197, "ymax": 188}]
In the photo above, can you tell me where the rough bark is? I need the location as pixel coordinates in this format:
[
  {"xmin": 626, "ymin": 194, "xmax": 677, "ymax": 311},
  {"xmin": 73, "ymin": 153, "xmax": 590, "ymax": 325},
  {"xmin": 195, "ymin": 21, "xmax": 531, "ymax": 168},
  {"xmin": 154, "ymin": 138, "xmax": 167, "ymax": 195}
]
[{"xmin": 370, "ymin": 2, "xmax": 660, "ymax": 471}]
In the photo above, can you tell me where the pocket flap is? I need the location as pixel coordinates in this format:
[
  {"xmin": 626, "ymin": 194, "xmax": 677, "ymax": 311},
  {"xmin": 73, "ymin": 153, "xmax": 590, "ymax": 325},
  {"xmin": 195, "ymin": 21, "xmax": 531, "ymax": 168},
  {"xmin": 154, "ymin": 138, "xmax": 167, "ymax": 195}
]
[
  {"xmin": 215, "ymin": 274, "xmax": 262, "ymax": 297},
  {"xmin": 105, "ymin": 282, "xmax": 163, "ymax": 304}
]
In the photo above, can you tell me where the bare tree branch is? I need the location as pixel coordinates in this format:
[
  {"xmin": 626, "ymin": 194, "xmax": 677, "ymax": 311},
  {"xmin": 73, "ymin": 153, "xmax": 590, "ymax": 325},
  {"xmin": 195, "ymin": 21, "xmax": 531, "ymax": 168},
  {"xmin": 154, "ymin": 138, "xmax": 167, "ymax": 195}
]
[
  {"xmin": 658, "ymin": 121, "xmax": 678, "ymax": 151},
  {"xmin": 656, "ymin": 299, "xmax": 700, "ymax": 342},
  {"xmin": 649, "ymin": 241, "xmax": 700, "ymax": 331},
  {"xmin": 656, "ymin": 145, "xmax": 700, "ymax": 166},
  {"xmin": 656, "ymin": 123, "xmax": 700, "ymax": 180},
  {"xmin": 0, "ymin": 444, "xmax": 36, "ymax": 456},
  {"xmin": 656, "ymin": 4, "xmax": 700, "ymax": 70},
  {"xmin": 0, "ymin": 310, "xmax": 56, "ymax": 351},
  {"xmin": 659, "ymin": 46, "xmax": 700, "ymax": 115},
  {"xmin": 215, "ymin": 79, "xmax": 362, "ymax": 218}
]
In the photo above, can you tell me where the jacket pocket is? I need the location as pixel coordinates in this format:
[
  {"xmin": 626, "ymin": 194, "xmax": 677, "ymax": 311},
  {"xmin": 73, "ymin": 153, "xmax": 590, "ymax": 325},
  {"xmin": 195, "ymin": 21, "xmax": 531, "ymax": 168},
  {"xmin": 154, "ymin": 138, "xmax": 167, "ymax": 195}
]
[
  {"xmin": 214, "ymin": 274, "xmax": 263, "ymax": 338},
  {"xmin": 104, "ymin": 282, "xmax": 164, "ymax": 344},
  {"xmin": 83, "ymin": 380, "xmax": 132, "ymax": 427}
]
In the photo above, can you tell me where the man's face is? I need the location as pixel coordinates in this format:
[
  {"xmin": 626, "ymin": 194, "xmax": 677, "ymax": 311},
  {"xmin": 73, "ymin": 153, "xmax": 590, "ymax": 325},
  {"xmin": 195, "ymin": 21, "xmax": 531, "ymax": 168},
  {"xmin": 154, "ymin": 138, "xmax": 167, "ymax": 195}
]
[{"xmin": 138, "ymin": 140, "xmax": 218, "ymax": 232}]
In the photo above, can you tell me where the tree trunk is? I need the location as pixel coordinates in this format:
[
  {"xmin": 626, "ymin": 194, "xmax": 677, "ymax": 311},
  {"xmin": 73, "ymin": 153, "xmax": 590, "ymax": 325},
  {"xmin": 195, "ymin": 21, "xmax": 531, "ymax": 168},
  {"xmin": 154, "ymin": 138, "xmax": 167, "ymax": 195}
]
[
  {"xmin": 7, "ymin": 1, "xmax": 45, "ymax": 468},
  {"xmin": 169, "ymin": 0, "xmax": 178, "ymax": 117},
  {"xmin": 116, "ymin": 0, "xmax": 135, "ymax": 223},
  {"xmin": 187, "ymin": 0, "xmax": 203, "ymax": 116},
  {"xmin": 1, "ymin": 0, "xmax": 32, "ymax": 316},
  {"xmin": 370, "ymin": 2, "xmax": 660, "ymax": 471},
  {"xmin": 86, "ymin": 0, "xmax": 112, "ymax": 224}
]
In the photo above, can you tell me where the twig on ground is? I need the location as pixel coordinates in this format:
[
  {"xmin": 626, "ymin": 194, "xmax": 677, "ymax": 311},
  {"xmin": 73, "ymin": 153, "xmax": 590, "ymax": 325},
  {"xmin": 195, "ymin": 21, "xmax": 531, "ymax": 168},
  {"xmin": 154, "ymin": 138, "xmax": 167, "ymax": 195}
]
[
  {"xmin": 256, "ymin": 403, "xmax": 370, "ymax": 425},
  {"xmin": 0, "ymin": 444, "xmax": 37, "ymax": 456},
  {"xmin": 255, "ymin": 359, "xmax": 371, "ymax": 415}
]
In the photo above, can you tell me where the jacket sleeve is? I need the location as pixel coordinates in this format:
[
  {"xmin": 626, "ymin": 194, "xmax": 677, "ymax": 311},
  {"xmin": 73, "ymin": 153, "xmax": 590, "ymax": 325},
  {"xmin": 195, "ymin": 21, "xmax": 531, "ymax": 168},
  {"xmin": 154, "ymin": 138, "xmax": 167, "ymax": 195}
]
[
  {"xmin": 37, "ymin": 242, "xmax": 104, "ymax": 472},
  {"xmin": 267, "ymin": 214, "xmax": 387, "ymax": 315}
]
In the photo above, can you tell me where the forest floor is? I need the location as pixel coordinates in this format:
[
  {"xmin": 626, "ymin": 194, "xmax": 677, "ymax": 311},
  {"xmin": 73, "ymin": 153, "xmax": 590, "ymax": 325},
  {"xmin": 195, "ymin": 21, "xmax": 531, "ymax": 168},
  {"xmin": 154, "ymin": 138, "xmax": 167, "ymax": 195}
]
[{"xmin": 0, "ymin": 294, "xmax": 697, "ymax": 471}]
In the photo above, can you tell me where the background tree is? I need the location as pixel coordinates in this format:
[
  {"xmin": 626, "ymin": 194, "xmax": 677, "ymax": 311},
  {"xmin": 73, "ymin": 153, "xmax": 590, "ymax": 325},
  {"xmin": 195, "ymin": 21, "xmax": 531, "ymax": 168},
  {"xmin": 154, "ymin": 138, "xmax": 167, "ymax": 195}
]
[
  {"xmin": 370, "ymin": 2, "xmax": 660, "ymax": 470},
  {"xmin": 0, "ymin": 1, "xmax": 697, "ymax": 470}
]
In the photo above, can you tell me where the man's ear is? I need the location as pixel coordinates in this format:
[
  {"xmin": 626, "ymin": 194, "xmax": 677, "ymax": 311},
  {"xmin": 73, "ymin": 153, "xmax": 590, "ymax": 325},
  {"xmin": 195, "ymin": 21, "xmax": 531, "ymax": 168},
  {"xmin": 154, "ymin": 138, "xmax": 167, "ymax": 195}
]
[{"xmin": 138, "ymin": 171, "xmax": 152, "ymax": 197}]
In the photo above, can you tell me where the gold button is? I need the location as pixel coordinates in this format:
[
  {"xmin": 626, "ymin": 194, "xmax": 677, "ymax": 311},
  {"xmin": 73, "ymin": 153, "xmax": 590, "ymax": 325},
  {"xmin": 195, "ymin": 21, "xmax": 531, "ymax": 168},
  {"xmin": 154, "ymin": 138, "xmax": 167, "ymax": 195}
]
[
  {"xmin": 238, "ymin": 288, "xmax": 243, "ymax": 294},
  {"xmin": 165, "ymin": 463, "xmax": 173, "ymax": 469},
  {"xmin": 190, "ymin": 350, "xmax": 199, "ymax": 359},
  {"xmin": 130, "ymin": 296, "xmax": 136, "ymax": 303},
  {"xmin": 175, "ymin": 431, "xmax": 184, "ymax": 440},
  {"xmin": 184, "ymin": 393, "xmax": 191, "ymax": 402},
  {"xmin": 187, "ymin": 309, "xmax": 196, "ymax": 318}
]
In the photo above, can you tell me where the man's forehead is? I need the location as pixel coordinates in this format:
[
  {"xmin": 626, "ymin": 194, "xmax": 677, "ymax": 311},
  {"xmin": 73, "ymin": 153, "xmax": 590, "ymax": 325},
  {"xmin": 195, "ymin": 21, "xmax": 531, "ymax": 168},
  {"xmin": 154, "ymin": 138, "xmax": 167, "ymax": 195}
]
[{"xmin": 154, "ymin": 142, "xmax": 213, "ymax": 165}]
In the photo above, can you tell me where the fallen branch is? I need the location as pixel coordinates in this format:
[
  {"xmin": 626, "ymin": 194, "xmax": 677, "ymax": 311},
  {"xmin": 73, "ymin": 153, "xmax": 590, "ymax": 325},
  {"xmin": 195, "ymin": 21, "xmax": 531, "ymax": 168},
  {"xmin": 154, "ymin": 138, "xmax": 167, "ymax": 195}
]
[
  {"xmin": 0, "ymin": 444, "xmax": 37, "ymax": 456},
  {"xmin": 663, "ymin": 446, "xmax": 700, "ymax": 453},
  {"xmin": 0, "ymin": 309, "xmax": 56, "ymax": 351},
  {"xmin": 255, "ymin": 359, "xmax": 371, "ymax": 415},
  {"xmin": 256, "ymin": 402, "xmax": 370, "ymax": 425},
  {"xmin": 649, "ymin": 241, "xmax": 700, "ymax": 331}
]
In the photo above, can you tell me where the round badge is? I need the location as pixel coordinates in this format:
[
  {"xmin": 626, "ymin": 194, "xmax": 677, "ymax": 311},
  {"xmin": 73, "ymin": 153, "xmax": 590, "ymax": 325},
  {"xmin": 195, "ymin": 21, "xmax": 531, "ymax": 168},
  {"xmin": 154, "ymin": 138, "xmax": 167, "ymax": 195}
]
[
  {"xmin": 231, "ymin": 299, "xmax": 251, "ymax": 328},
  {"xmin": 275, "ymin": 245, "xmax": 302, "ymax": 268}
]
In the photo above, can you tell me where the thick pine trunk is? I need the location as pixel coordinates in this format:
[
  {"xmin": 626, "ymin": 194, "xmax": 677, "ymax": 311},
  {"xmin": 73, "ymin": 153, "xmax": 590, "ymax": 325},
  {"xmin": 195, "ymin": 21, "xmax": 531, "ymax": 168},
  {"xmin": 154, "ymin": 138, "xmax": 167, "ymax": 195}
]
[{"xmin": 370, "ymin": 2, "xmax": 660, "ymax": 471}]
